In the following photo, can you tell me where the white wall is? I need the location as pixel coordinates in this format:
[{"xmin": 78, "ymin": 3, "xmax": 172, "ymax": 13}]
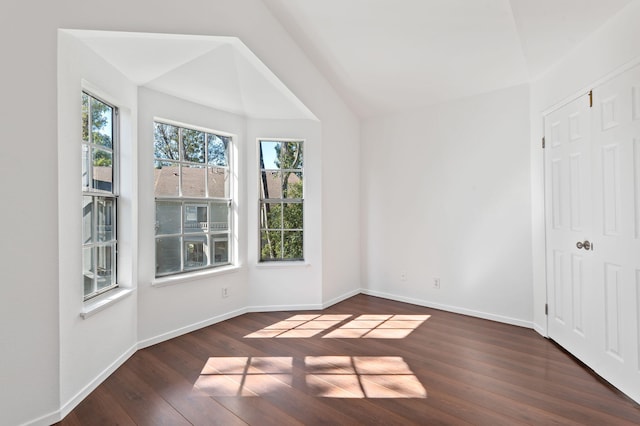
[
  {"xmin": 322, "ymin": 114, "xmax": 362, "ymax": 305},
  {"xmin": 530, "ymin": 0, "xmax": 640, "ymax": 335},
  {"xmin": 0, "ymin": 1, "xmax": 361, "ymax": 425},
  {"xmin": 247, "ymin": 119, "xmax": 324, "ymax": 310},
  {"xmin": 57, "ymin": 31, "xmax": 139, "ymax": 417},
  {"xmin": 362, "ymin": 84, "xmax": 533, "ymax": 326},
  {"xmin": 0, "ymin": 16, "xmax": 61, "ymax": 426},
  {"xmin": 137, "ymin": 88, "xmax": 250, "ymax": 345}
]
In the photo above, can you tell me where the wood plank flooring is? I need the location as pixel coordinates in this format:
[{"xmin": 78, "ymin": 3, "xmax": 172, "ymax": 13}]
[{"xmin": 57, "ymin": 295, "xmax": 640, "ymax": 425}]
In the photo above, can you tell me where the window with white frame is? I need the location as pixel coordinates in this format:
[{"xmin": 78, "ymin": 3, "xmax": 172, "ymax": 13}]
[
  {"xmin": 154, "ymin": 121, "xmax": 232, "ymax": 277},
  {"xmin": 82, "ymin": 92, "xmax": 118, "ymax": 300},
  {"xmin": 259, "ymin": 140, "xmax": 304, "ymax": 261}
]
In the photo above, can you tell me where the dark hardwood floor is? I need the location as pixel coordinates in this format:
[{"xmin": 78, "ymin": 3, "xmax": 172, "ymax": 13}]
[{"xmin": 57, "ymin": 295, "xmax": 640, "ymax": 425}]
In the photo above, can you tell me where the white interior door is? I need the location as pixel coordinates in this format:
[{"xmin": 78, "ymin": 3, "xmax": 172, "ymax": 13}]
[
  {"xmin": 590, "ymin": 64, "xmax": 640, "ymax": 402},
  {"xmin": 545, "ymin": 63, "xmax": 640, "ymax": 404},
  {"xmin": 544, "ymin": 93, "xmax": 595, "ymax": 368}
]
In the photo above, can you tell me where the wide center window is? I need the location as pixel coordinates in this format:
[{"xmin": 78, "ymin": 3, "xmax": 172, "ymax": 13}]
[{"xmin": 154, "ymin": 121, "xmax": 232, "ymax": 277}]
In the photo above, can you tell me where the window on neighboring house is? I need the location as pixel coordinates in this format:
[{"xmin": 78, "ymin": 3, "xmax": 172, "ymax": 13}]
[
  {"xmin": 154, "ymin": 121, "xmax": 232, "ymax": 277},
  {"xmin": 259, "ymin": 140, "xmax": 304, "ymax": 262},
  {"xmin": 82, "ymin": 92, "xmax": 118, "ymax": 300}
]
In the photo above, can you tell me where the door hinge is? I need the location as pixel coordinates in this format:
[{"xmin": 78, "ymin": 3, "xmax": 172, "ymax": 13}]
[
  {"xmin": 545, "ymin": 303, "xmax": 548, "ymax": 315},
  {"xmin": 589, "ymin": 90, "xmax": 593, "ymax": 108},
  {"xmin": 542, "ymin": 136, "xmax": 545, "ymax": 149}
]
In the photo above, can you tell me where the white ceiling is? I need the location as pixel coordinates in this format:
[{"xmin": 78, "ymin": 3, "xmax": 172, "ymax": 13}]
[
  {"xmin": 263, "ymin": 0, "xmax": 633, "ymax": 117},
  {"xmin": 68, "ymin": 2, "xmax": 633, "ymax": 121},
  {"xmin": 69, "ymin": 30, "xmax": 316, "ymax": 120}
]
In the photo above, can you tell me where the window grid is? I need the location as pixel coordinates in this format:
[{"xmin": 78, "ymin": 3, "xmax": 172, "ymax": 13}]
[
  {"xmin": 154, "ymin": 121, "xmax": 232, "ymax": 277},
  {"xmin": 82, "ymin": 92, "xmax": 118, "ymax": 300},
  {"xmin": 259, "ymin": 139, "xmax": 304, "ymax": 262}
]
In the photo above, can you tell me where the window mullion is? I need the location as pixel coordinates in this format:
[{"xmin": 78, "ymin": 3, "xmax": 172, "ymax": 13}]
[
  {"xmin": 280, "ymin": 202, "xmax": 285, "ymax": 257},
  {"xmin": 179, "ymin": 203, "xmax": 183, "ymax": 272},
  {"xmin": 87, "ymin": 100, "xmax": 94, "ymax": 189},
  {"xmin": 178, "ymin": 128, "xmax": 183, "ymax": 197},
  {"xmin": 92, "ymin": 196, "xmax": 98, "ymax": 295}
]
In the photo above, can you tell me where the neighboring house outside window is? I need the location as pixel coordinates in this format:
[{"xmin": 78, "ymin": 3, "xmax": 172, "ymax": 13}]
[
  {"xmin": 154, "ymin": 121, "xmax": 232, "ymax": 277},
  {"xmin": 82, "ymin": 92, "xmax": 118, "ymax": 300},
  {"xmin": 259, "ymin": 139, "xmax": 304, "ymax": 261}
]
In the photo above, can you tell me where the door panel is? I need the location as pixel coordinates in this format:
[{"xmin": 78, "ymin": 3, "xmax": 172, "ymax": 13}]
[
  {"xmin": 545, "ymin": 94, "xmax": 594, "ymax": 366},
  {"xmin": 546, "ymin": 63, "xmax": 640, "ymax": 404},
  {"xmin": 590, "ymin": 64, "xmax": 640, "ymax": 402}
]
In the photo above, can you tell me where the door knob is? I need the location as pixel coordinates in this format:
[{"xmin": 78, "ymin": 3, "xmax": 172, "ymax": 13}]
[{"xmin": 576, "ymin": 240, "xmax": 592, "ymax": 250}]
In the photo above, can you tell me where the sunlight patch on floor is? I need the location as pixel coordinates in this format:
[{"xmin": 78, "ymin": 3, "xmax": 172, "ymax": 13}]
[
  {"xmin": 194, "ymin": 356, "xmax": 426, "ymax": 398},
  {"xmin": 305, "ymin": 356, "xmax": 427, "ymax": 398},
  {"xmin": 244, "ymin": 314, "xmax": 430, "ymax": 339}
]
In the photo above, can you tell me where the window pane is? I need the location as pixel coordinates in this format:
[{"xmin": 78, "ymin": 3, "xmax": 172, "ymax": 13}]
[
  {"xmin": 154, "ymin": 123, "xmax": 179, "ymax": 161},
  {"xmin": 209, "ymin": 202, "xmax": 229, "ymax": 231},
  {"xmin": 83, "ymin": 247, "xmax": 94, "ymax": 297},
  {"xmin": 207, "ymin": 167, "xmax": 229, "ymax": 198},
  {"xmin": 282, "ymin": 142, "xmax": 303, "ymax": 169},
  {"xmin": 156, "ymin": 237, "xmax": 181, "ymax": 275},
  {"xmin": 283, "ymin": 202, "xmax": 303, "ymax": 230},
  {"xmin": 182, "ymin": 128, "xmax": 205, "ymax": 163},
  {"xmin": 212, "ymin": 235, "xmax": 229, "ymax": 264},
  {"xmin": 182, "ymin": 165, "xmax": 206, "ymax": 197},
  {"xmin": 184, "ymin": 235, "xmax": 207, "ymax": 269},
  {"xmin": 81, "ymin": 93, "xmax": 89, "ymax": 142},
  {"xmin": 260, "ymin": 171, "xmax": 282, "ymax": 199},
  {"xmin": 283, "ymin": 231, "xmax": 303, "ymax": 260},
  {"xmin": 96, "ymin": 198, "xmax": 115, "ymax": 242},
  {"xmin": 260, "ymin": 202, "xmax": 282, "ymax": 230},
  {"xmin": 207, "ymin": 134, "xmax": 229, "ymax": 166},
  {"xmin": 90, "ymin": 97, "xmax": 113, "ymax": 149},
  {"xmin": 154, "ymin": 161, "xmax": 180, "ymax": 197},
  {"xmin": 184, "ymin": 204, "xmax": 208, "ymax": 234},
  {"xmin": 96, "ymin": 244, "xmax": 115, "ymax": 290},
  {"xmin": 283, "ymin": 173, "xmax": 303, "ymax": 199},
  {"xmin": 259, "ymin": 141, "xmax": 281, "ymax": 169},
  {"xmin": 155, "ymin": 201, "xmax": 181, "ymax": 235},
  {"xmin": 82, "ymin": 196, "xmax": 93, "ymax": 244},
  {"xmin": 82, "ymin": 145, "xmax": 90, "ymax": 190},
  {"xmin": 260, "ymin": 230, "xmax": 282, "ymax": 260},
  {"xmin": 93, "ymin": 148, "xmax": 113, "ymax": 192}
]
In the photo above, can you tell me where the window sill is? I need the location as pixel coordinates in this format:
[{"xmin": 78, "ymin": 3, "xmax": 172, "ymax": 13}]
[
  {"xmin": 255, "ymin": 261, "xmax": 310, "ymax": 269},
  {"xmin": 81, "ymin": 287, "xmax": 134, "ymax": 319},
  {"xmin": 152, "ymin": 264, "xmax": 242, "ymax": 288}
]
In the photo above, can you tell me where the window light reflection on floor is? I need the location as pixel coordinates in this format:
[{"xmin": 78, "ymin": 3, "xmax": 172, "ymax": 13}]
[
  {"xmin": 244, "ymin": 314, "xmax": 430, "ymax": 339},
  {"xmin": 195, "ymin": 356, "xmax": 293, "ymax": 396},
  {"xmin": 305, "ymin": 356, "xmax": 427, "ymax": 398},
  {"xmin": 193, "ymin": 356, "xmax": 427, "ymax": 398}
]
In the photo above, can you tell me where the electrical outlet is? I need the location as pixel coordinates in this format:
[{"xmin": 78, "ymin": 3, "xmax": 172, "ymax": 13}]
[
  {"xmin": 433, "ymin": 278, "xmax": 440, "ymax": 289},
  {"xmin": 400, "ymin": 271, "xmax": 407, "ymax": 281},
  {"xmin": 222, "ymin": 287, "xmax": 229, "ymax": 298}
]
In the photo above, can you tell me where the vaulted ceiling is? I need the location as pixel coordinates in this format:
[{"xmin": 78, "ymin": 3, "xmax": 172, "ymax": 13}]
[
  {"xmin": 69, "ymin": 1, "xmax": 634, "ymax": 120},
  {"xmin": 263, "ymin": 0, "xmax": 633, "ymax": 117},
  {"xmin": 69, "ymin": 30, "xmax": 316, "ymax": 120}
]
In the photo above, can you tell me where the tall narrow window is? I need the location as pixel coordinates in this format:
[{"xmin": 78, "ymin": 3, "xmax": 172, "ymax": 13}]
[
  {"xmin": 154, "ymin": 121, "xmax": 232, "ymax": 277},
  {"xmin": 259, "ymin": 140, "xmax": 304, "ymax": 261},
  {"xmin": 82, "ymin": 92, "xmax": 118, "ymax": 300}
]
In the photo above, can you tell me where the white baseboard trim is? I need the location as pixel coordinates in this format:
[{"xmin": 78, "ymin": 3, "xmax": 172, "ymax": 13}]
[
  {"xmin": 533, "ymin": 322, "xmax": 547, "ymax": 337},
  {"xmin": 361, "ymin": 289, "xmax": 534, "ymax": 329},
  {"xmin": 247, "ymin": 288, "xmax": 362, "ymax": 313},
  {"xmin": 137, "ymin": 307, "xmax": 248, "ymax": 350},
  {"xmin": 53, "ymin": 343, "xmax": 137, "ymax": 424},
  {"xmin": 247, "ymin": 303, "xmax": 323, "ymax": 312},
  {"xmin": 19, "ymin": 410, "xmax": 60, "ymax": 426},
  {"xmin": 322, "ymin": 288, "xmax": 361, "ymax": 309}
]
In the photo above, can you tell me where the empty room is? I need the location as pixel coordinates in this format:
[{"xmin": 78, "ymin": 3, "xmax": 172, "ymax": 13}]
[{"xmin": 1, "ymin": 0, "xmax": 640, "ymax": 424}]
